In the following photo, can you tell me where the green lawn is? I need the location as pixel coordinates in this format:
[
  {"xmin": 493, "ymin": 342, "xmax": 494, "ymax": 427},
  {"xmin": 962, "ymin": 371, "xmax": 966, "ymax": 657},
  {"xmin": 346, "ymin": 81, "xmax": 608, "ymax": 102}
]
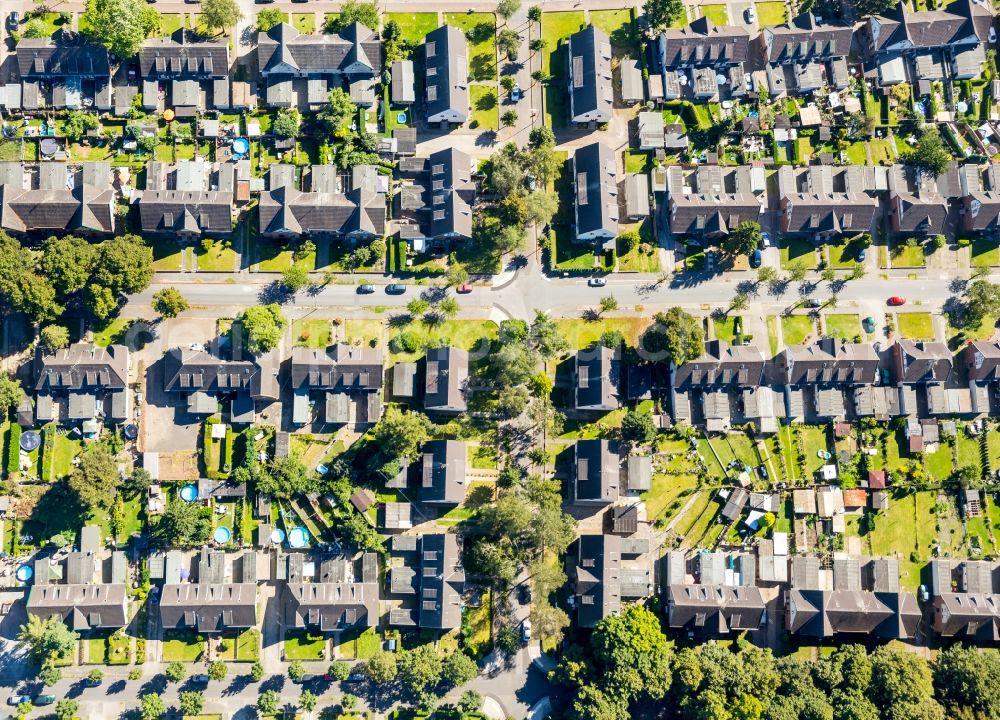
[
  {"xmin": 889, "ymin": 241, "xmax": 927, "ymax": 268},
  {"xmin": 869, "ymin": 138, "xmax": 895, "ymax": 164},
  {"xmin": 553, "ymin": 227, "xmax": 594, "ymax": 271},
  {"xmin": 779, "ymin": 237, "xmax": 818, "ymax": 270},
  {"xmin": 782, "ymin": 315, "xmax": 814, "ymax": 346},
  {"xmin": 196, "ymin": 239, "xmax": 238, "ymax": 272},
  {"xmin": 845, "ymin": 141, "xmax": 868, "ymax": 165},
  {"xmin": 385, "ymin": 12, "xmax": 439, "ymax": 45},
  {"xmin": 956, "ymin": 428, "xmax": 983, "ymax": 478},
  {"xmin": 713, "ymin": 316, "xmax": 740, "ymax": 344},
  {"xmin": 541, "ymin": 11, "xmax": 585, "ymax": 127},
  {"xmin": 541, "ymin": 12, "xmax": 585, "ymax": 73},
  {"xmin": 389, "ymin": 320, "xmax": 498, "ymax": 363},
  {"xmin": 159, "ymin": 13, "xmax": 182, "ymax": 37},
  {"xmin": 777, "ymin": 426, "xmax": 799, "ymax": 483},
  {"xmin": 868, "ymin": 492, "xmax": 934, "ymax": 590},
  {"xmin": 93, "ymin": 318, "xmax": 131, "ymax": 348},
  {"xmin": 470, "ymin": 85, "xmax": 499, "ymax": 131},
  {"xmin": 162, "ymin": 632, "xmax": 204, "ymax": 662},
  {"xmin": 335, "ymin": 628, "xmax": 381, "ymax": 661},
  {"xmin": 554, "ymin": 318, "xmax": 649, "ymax": 350},
  {"xmin": 51, "ymin": 434, "xmax": 82, "ymax": 480},
  {"xmin": 291, "ymin": 319, "xmax": 331, "ymax": 348},
  {"xmin": 897, "ymin": 312, "xmax": 935, "ymax": 341},
  {"xmin": 971, "ymin": 238, "xmax": 1000, "ymax": 267},
  {"xmin": 344, "ymin": 319, "xmax": 383, "ymax": 347},
  {"xmin": 925, "ymin": 444, "xmax": 953, "ymax": 481},
  {"xmin": 444, "ymin": 12, "xmax": 497, "ymax": 81},
  {"xmin": 589, "ymin": 9, "xmax": 636, "ymax": 50},
  {"xmin": 616, "ymin": 219, "xmax": 659, "ymax": 272},
  {"xmin": 701, "ymin": 3, "xmax": 729, "ymax": 24},
  {"xmin": 827, "ymin": 238, "xmax": 865, "ymax": 269},
  {"xmin": 755, "ymin": 1, "xmax": 787, "ymax": 24},
  {"xmin": 643, "ymin": 467, "xmax": 699, "ymax": 523},
  {"xmin": 284, "ymin": 631, "xmax": 326, "ymax": 661},
  {"xmin": 800, "ymin": 426, "xmax": 830, "ymax": 477},
  {"xmin": 824, "ymin": 314, "xmax": 860, "ymax": 340},
  {"xmin": 152, "ymin": 238, "xmax": 185, "ymax": 271},
  {"xmin": 292, "ymin": 13, "xmax": 315, "ymax": 34}
]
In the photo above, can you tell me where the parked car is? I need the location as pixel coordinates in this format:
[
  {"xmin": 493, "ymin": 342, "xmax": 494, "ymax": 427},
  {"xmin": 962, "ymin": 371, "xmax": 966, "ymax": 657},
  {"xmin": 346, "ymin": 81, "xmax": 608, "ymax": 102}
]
[
  {"xmin": 756, "ymin": 464, "xmax": 768, "ymax": 479},
  {"xmin": 887, "ymin": 296, "xmax": 906, "ymax": 306},
  {"xmin": 518, "ymin": 584, "xmax": 531, "ymax": 604},
  {"xmin": 6, "ymin": 696, "xmax": 28, "ymax": 707},
  {"xmin": 863, "ymin": 316, "xmax": 876, "ymax": 333},
  {"xmin": 385, "ymin": 284, "xmax": 406, "ymax": 294},
  {"xmin": 456, "ymin": 283, "xmax": 473, "ymax": 294},
  {"xmin": 511, "ymin": 85, "xmax": 522, "ymax": 102},
  {"xmin": 588, "ymin": 277, "xmax": 607, "ymax": 287},
  {"xmin": 750, "ymin": 249, "xmax": 762, "ymax": 268},
  {"xmin": 857, "ymin": 246, "xmax": 866, "ymax": 262},
  {"xmin": 190, "ymin": 674, "xmax": 210, "ymax": 684},
  {"xmin": 521, "ymin": 619, "xmax": 532, "ymax": 642},
  {"xmin": 6, "ymin": 12, "xmax": 18, "ymax": 30},
  {"xmin": 346, "ymin": 672, "xmax": 367, "ymax": 683},
  {"xmin": 803, "ymin": 299, "xmax": 822, "ymax": 308},
  {"xmin": 33, "ymin": 696, "xmax": 55, "ymax": 707},
  {"xmin": 760, "ymin": 231, "xmax": 772, "ymax": 247},
  {"xmin": 357, "ymin": 284, "xmax": 375, "ymax": 294}
]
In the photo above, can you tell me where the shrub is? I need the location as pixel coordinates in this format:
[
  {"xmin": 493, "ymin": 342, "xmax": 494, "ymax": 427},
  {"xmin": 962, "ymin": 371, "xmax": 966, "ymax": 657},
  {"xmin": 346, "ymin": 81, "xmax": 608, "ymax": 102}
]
[
  {"xmin": 6, "ymin": 423, "xmax": 21, "ymax": 476},
  {"xmin": 391, "ymin": 331, "xmax": 421, "ymax": 354}
]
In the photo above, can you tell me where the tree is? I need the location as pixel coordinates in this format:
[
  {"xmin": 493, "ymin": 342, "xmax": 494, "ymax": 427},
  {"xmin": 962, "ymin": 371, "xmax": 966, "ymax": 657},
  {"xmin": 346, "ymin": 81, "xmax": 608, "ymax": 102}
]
[
  {"xmin": 87, "ymin": 234, "xmax": 154, "ymax": 318},
  {"xmin": 853, "ymin": 0, "xmax": 897, "ymax": 16},
  {"xmin": 502, "ymin": 109, "xmax": 519, "ymax": 127},
  {"xmin": 258, "ymin": 455, "xmax": 313, "ymax": 499},
  {"xmin": 729, "ymin": 292, "xmax": 749, "ymax": 313},
  {"xmin": 906, "ymin": 126, "xmax": 951, "ymax": 177},
  {"xmin": 239, "ymin": 304, "xmax": 286, "ymax": 354},
  {"xmin": 288, "ymin": 660, "xmax": 306, "ymax": 682},
  {"xmin": 88, "ymin": 669, "xmax": 104, "ymax": 684},
  {"xmin": 0, "ymin": 375, "xmax": 21, "ymax": 415},
  {"xmin": 725, "ymin": 221, "xmax": 762, "ymax": 258},
  {"xmin": 365, "ymin": 650, "xmax": 398, "ymax": 683},
  {"xmin": 250, "ymin": 661, "xmax": 264, "ymax": 682},
  {"xmin": 165, "ymin": 661, "xmax": 186, "ymax": 683},
  {"xmin": 68, "ymin": 444, "xmax": 117, "ymax": 509},
  {"xmin": 407, "ymin": 298, "xmax": 430, "ymax": 316},
  {"xmin": 258, "ymin": 690, "xmax": 280, "ymax": 716},
  {"xmin": 757, "ymin": 266, "xmax": 778, "ymax": 285},
  {"xmin": 40, "ymin": 666, "xmax": 61, "ymax": 686},
  {"xmin": 398, "ymin": 645, "xmax": 443, "ymax": 694},
  {"xmin": 530, "ymin": 37, "xmax": 546, "ymax": 53},
  {"xmin": 152, "ymin": 498, "xmax": 210, "ymax": 547},
  {"xmin": 24, "ymin": 18, "xmax": 49, "ymax": 37},
  {"xmin": 963, "ymin": 279, "xmax": 1000, "ymax": 329},
  {"xmin": 329, "ymin": 0, "xmax": 378, "ymax": 31},
  {"xmin": 208, "ymin": 660, "xmax": 228, "ymax": 681},
  {"xmin": 371, "ymin": 406, "xmax": 431, "ymax": 461},
  {"xmin": 869, "ymin": 647, "xmax": 944, "ymax": 720},
  {"xmin": 590, "ymin": 605, "xmax": 672, "ymax": 701},
  {"xmin": 498, "ymin": 29, "xmax": 521, "ymax": 60},
  {"xmin": 568, "ymin": 685, "xmax": 628, "ymax": 720},
  {"xmin": 849, "ymin": 264, "xmax": 866, "ymax": 281},
  {"xmin": 439, "ymin": 297, "xmax": 460, "ymax": 318},
  {"xmin": 328, "ymin": 660, "xmax": 350, "ymax": 681},
  {"xmin": 179, "ymin": 691, "xmax": 204, "ymax": 716},
  {"xmin": 597, "ymin": 296, "xmax": 618, "ymax": 316},
  {"xmin": 447, "ymin": 263, "xmax": 469, "ymax": 287},
  {"xmin": 282, "ymin": 264, "xmax": 310, "ymax": 293},
  {"xmin": 530, "ymin": 310, "xmax": 568, "ymax": 359},
  {"xmin": 299, "ymin": 690, "xmax": 318, "ymax": 714},
  {"xmin": 497, "ymin": 0, "xmax": 521, "ymax": 20},
  {"xmin": 273, "ymin": 108, "xmax": 300, "ymax": 138},
  {"xmin": 442, "ymin": 651, "xmax": 478, "ymax": 687},
  {"xmin": 789, "ymin": 263, "xmax": 808, "ymax": 282},
  {"xmin": 55, "ymin": 699, "xmax": 78, "ymax": 720},
  {"xmin": 619, "ymin": 229, "xmax": 641, "ymax": 254},
  {"xmin": 200, "ymin": 0, "xmax": 241, "ymax": 32},
  {"xmin": 40, "ymin": 235, "xmax": 96, "ymax": 296},
  {"xmin": 642, "ymin": 307, "xmax": 704, "ymax": 366},
  {"xmin": 140, "ymin": 693, "xmax": 165, "ymax": 720},
  {"xmin": 256, "ymin": 7, "xmax": 285, "ymax": 31},
  {"xmin": 933, "ymin": 644, "xmax": 1000, "ymax": 720},
  {"xmin": 528, "ymin": 5, "xmax": 542, "ymax": 21},
  {"xmin": 151, "ymin": 287, "xmax": 188, "ymax": 318},
  {"xmin": 620, "ymin": 409, "xmax": 656, "ymax": 444},
  {"xmin": 459, "ymin": 690, "xmax": 483, "ymax": 714},
  {"xmin": 644, "ymin": 0, "xmax": 685, "ymax": 31},
  {"xmin": 80, "ymin": 0, "xmax": 159, "ymax": 58},
  {"xmin": 61, "ymin": 111, "xmax": 100, "ymax": 143},
  {"xmin": 320, "ymin": 87, "xmax": 358, "ymax": 135},
  {"xmin": 525, "ymin": 190, "xmax": 559, "ymax": 227}
]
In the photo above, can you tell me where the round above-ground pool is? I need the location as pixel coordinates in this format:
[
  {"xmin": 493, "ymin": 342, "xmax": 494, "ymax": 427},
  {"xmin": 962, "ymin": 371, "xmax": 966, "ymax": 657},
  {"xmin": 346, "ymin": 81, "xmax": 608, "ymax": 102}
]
[
  {"xmin": 19, "ymin": 431, "xmax": 40, "ymax": 452},
  {"xmin": 180, "ymin": 485, "xmax": 198, "ymax": 502},
  {"xmin": 233, "ymin": 138, "xmax": 250, "ymax": 155},
  {"xmin": 270, "ymin": 528, "xmax": 286, "ymax": 545},
  {"xmin": 396, "ymin": 112, "xmax": 407, "ymax": 125},
  {"xmin": 15, "ymin": 565, "xmax": 32, "ymax": 582},
  {"xmin": 214, "ymin": 526, "xmax": 232, "ymax": 544},
  {"xmin": 288, "ymin": 527, "xmax": 309, "ymax": 548}
]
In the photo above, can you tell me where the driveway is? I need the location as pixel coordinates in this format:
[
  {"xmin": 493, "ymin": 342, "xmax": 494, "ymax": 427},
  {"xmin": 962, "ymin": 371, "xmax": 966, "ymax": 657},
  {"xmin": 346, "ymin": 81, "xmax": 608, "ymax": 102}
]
[{"xmin": 142, "ymin": 360, "xmax": 202, "ymax": 454}]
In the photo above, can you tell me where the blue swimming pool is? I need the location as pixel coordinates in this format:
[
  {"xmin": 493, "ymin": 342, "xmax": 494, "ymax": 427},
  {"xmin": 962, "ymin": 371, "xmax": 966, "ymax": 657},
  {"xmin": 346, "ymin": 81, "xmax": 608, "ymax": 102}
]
[
  {"xmin": 214, "ymin": 526, "xmax": 232, "ymax": 544},
  {"xmin": 288, "ymin": 527, "xmax": 309, "ymax": 548},
  {"xmin": 180, "ymin": 485, "xmax": 197, "ymax": 502}
]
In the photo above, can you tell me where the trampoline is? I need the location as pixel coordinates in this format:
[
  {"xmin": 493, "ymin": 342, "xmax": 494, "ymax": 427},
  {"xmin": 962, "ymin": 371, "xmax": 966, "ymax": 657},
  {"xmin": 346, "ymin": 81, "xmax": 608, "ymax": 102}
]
[
  {"xmin": 19, "ymin": 431, "xmax": 41, "ymax": 453},
  {"xmin": 213, "ymin": 526, "xmax": 231, "ymax": 544},
  {"xmin": 396, "ymin": 112, "xmax": 407, "ymax": 125},
  {"xmin": 15, "ymin": 565, "xmax": 32, "ymax": 582},
  {"xmin": 270, "ymin": 528, "xmax": 286, "ymax": 544},
  {"xmin": 233, "ymin": 138, "xmax": 250, "ymax": 155},
  {"xmin": 179, "ymin": 484, "xmax": 198, "ymax": 502},
  {"xmin": 123, "ymin": 424, "xmax": 138, "ymax": 441},
  {"xmin": 288, "ymin": 527, "xmax": 309, "ymax": 549}
]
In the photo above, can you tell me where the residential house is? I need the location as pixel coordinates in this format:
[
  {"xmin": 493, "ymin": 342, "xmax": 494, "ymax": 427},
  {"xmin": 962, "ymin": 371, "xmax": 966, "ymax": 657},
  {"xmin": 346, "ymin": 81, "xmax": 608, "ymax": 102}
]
[
  {"xmin": 777, "ymin": 166, "xmax": 879, "ymax": 238},
  {"xmin": 258, "ymin": 163, "xmax": 385, "ymax": 242},
  {"xmin": 576, "ymin": 534, "xmax": 652, "ymax": 627},
  {"xmin": 720, "ymin": 488, "xmax": 749, "ymax": 523},
  {"xmin": 567, "ymin": 25, "xmax": 613, "ymax": 124},
  {"xmin": 620, "ymin": 58, "xmax": 644, "ymax": 104},
  {"xmin": 389, "ymin": 534, "xmax": 465, "ymax": 630},
  {"xmin": 15, "ymin": 36, "xmax": 111, "ymax": 111},
  {"xmin": 136, "ymin": 159, "xmax": 236, "ymax": 239},
  {"xmin": 625, "ymin": 173, "xmax": 650, "ymax": 220},
  {"xmin": 34, "ymin": 343, "xmax": 130, "ymax": 426},
  {"xmin": 959, "ymin": 163, "xmax": 1000, "ymax": 234},
  {"xmin": 667, "ymin": 165, "xmax": 764, "ymax": 238},
  {"xmin": 758, "ymin": 13, "xmax": 853, "ymax": 96},
  {"xmin": 963, "ymin": 339, "xmax": 1000, "ymax": 385},
  {"xmin": 424, "ymin": 346, "xmax": 468, "ymax": 413},
  {"xmin": 775, "ymin": 339, "xmax": 880, "ymax": 387},
  {"xmin": 887, "ymin": 164, "xmax": 954, "ymax": 236},
  {"xmin": 0, "ymin": 161, "xmax": 116, "ymax": 235},
  {"xmin": 257, "ymin": 22, "xmax": 381, "ymax": 109},
  {"xmin": 162, "ymin": 346, "xmax": 280, "ymax": 423},
  {"xmin": 425, "ymin": 148, "xmax": 475, "ymax": 246},
  {"xmin": 289, "ymin": 344, "xmax": 384, "ymax": 427},
  {"xmin": 159, "ymin": 548, "xmax": 258, "ymax": 632},
  {"xmin": 657, "ymin": 17, "xmax": 750, "ymax": 101},
  {"xmin": 139, "ymin": 37, "xmax": 230, "ymax": 114},
  {"xmin": 419, "ymin": 440, "xmax": 467, "ymax": 505},
  {"xmin": 27, "ymin": 525, "xmax": 129, "ymax": 630},
  {"xmin": 671, "ymin": 340, "xmax": 765, "ymax": 428},
  {"xmin": 281, "ymin": 552, "xmax": 379, "ymax": 632},
  {"xmin": 665, "ymin": 550, "xmax": 767, "ymax": 634},
  {"xmin": 786, "ymin": 555, "xmax": 920, "ymax": 638},
  {"xmin": 637, "ymin": 111, "xmax": 665, "ymax": 150},
  {"xmin": 891, "ymin": 340, "xmax": 953, "ymax": 384},
  {"xmin": 930, "ymin": 558, "xmax": 1000, "ymax": 640},
  {"xmin": 391, "ymin": 60, "xmax": 415, "ymax": 105},
  {"xmin": 423, "ymin": 26, "xmax": 469, "ymax": 124},
  {"xmin": 574, "ymin": 345, "xmax": 620, "ymax": 411},
  {"xmin": 573, "ymin": 439, "xmax": 620, "ymax": 505},
  {"xmin": 572, "ymin": 141, "xmax": 619, "ymax": 246}
]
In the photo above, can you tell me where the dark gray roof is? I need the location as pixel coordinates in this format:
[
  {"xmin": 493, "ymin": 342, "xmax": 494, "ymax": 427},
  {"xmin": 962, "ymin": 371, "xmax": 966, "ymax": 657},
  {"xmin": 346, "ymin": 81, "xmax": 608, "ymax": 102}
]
[
  {"xmin": 424, "ymin": 346, "xmax": 468, "ymax": 412},
  {"xmin": 16, "ymin": 37, "xmax": 110, "ymax": 78},
  {"xmin": 575, "ymin": 345, "xmax": 620, "ymax": 410},
  {"xmin": 427, "ymin": 148, "xmax": 475, "ymax": 240},
  {"xmin": 26, "ymin": 583, "xmax": 128, "ymax": 630},
  {"xmin": 573, "ymin": 141, "xmax": 618, "ymax": 240},
  {"xmin": 667, "ymin": 584, "xmax": 766, "ymax": 634},
  {"xmin": 36, "ymin": 343, "xmax": 128, "ymax": 391},
  {"xmin": 282, "ymin": 552, "xmax": 379, "ymax": 631},
  {"xmin": 964, "ymin": 340, "xmax": 1000, "ymax": 383},
  {"xmin": 420, "ymin": 440, "xmax": 467, "ymax": 504},
  {"xmin": 162, "ymin": 347, "xmax": 276, "ymax": 400},
  {"xmin": 891, "ymin": 340, "xmax": 952, "ymax": 383},
  {"xmin": 867, "ymin": 0, "xmax": 992, "ymax": 54},
  {"xmin": 259, "ymin": 178, "xmax": 385, "ymax": 238},
  {"xmin": 659, "ymin": 17, "xmax": 751, "ymax": 68},
  {"xmin": 574, "ymin": 439, "xmax": 619, "ymax": 504},
  {"xmin": 0, "ymin": 161, "xmax": 115, "ymax": 234},
  {"xmin": 258, "ymin": 22, "xmax": 380, "ymax": 77},
  {"xmin": 567, "ymin": 25, "xmax": 612, "ymax": 123},
  {"xmin": 137, "ymin": 190, "xmax": 232, "ymax": 235},
  {"xmin": 159, "ymin": 583, "xmax": 257, "ymax": 632},
  {"xmin": 776, "ymin": 339, "xmax": 880, "ymax": 386},
  {"xmin": 673, "ymin": 340, "xmax": 765, "ymax": 389},
  {"xmin": 290, "ymin": 344, "xmax": 383, "ymax": 391},
  {"xmin": 576, "ymin": 534, "xmax": 621, "ymax": 627},
  {"xmin": 424, "ymin": 25, "xmax": 469, "ymax": 123},
  {"xmin": 391, "ymin": 60, "xmax": 415, "ymax": 104},
  {"xmin": 140, "ymin": 38, "xmax": 229, "ymax": 78},
  {"xmin": 760, "ymin": 13, "xmax": 853, "ymax": 63},
  {"xmin": 393, "ymin": 533, "xmax": 465, "ymax": 630}
]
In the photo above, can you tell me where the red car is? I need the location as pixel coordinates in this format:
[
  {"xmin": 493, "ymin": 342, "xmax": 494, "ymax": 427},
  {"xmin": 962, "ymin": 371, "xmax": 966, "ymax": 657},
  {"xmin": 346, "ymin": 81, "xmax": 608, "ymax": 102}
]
[
  {"xmin": 887, "ymin": 296, "xmax": 906, "ymax": 306},
  {"xmin": 456, "ymin": 284, "xmax": 473, "ymax": 294}
]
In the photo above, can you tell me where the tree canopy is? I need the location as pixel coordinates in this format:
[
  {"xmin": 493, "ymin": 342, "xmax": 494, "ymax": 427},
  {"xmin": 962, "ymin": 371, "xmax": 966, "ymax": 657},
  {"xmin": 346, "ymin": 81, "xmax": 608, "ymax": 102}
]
[
  {"xmin": 239, "ymin": 304, "xmax": 286, "ymax": 354},
  {"xmin": 725, "ymin": 220, "xmax": 762, "ymax": 258},
  {"xmin": 68, "ymin": 444, "xmax": 118, "ymax": 509},
  {"xmin": 80, "ymin": 0, "xmax": 159, "ymax": 58},
  {"xmin": 19, "ymin": 614, "xmax": 79, "ymax": 667},
  {"xmin": 905, "ymin": 126, "xmax": 951, "ymax": 178},
  {"xmin": 641, "ymin": 307, "xmax": 705, "ymax": 366},
  {"xmin": 643, "ymin": 0, "xmax": 685, "ymax": 31},
  {"xmin": 328, "ymin": 0, "xmax": 379, "ymax": 31},
  {"xmin": 200, "ymin": 0, "xmax": 241, "ymax": 31},
  {"xmin": 152, "ymin": 287, "xmax": 188, "ymax": 318}
]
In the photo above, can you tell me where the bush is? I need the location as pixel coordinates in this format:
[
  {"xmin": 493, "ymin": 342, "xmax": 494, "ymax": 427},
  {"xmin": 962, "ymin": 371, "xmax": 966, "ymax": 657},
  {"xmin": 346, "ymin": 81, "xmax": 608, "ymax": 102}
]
[
  {"xmin": 391, "ymin": 331, "xmax": 421, "ymax": 354},
  {"xmin": 958, "ymin": 237, "xmax": 972, "ymax": 247},
  {"xmin": 6, "ymin": 423, "xmax": 21, "ymax": 476}
]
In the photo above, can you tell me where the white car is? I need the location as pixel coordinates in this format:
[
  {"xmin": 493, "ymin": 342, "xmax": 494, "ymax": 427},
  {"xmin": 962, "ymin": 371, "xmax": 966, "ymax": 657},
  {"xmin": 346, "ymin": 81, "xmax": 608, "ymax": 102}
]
[
  {"xmin": 745, "ymin": 6, "xmax": 757, "ymax": 23},
  {"xmin": 587, "ymin": 277, "xmax": 607, "ymax": 287},
  {"xmin": 521, "ymin": 619, "xmax": 532, "ymax": 642}
]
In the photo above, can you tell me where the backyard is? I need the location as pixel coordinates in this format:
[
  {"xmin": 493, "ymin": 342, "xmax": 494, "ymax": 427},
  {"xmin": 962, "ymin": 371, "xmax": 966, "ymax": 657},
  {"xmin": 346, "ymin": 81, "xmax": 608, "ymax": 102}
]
[
  {"xmin": 292, "ymin": 319, "xmax": 332, "ymax": 348},
  {"xmin": 384, "ymin": 12, "xmax": 438, "ymax": 45}
]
